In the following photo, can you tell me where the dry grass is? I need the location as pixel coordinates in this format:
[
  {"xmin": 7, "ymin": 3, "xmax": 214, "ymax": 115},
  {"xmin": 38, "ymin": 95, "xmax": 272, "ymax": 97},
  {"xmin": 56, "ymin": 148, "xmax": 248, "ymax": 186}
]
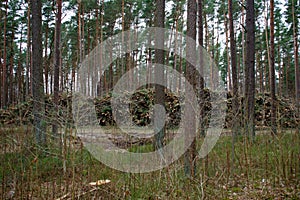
[{"xmin": 0, "ymin": 126, "xmax": 299, "ymax": 199}]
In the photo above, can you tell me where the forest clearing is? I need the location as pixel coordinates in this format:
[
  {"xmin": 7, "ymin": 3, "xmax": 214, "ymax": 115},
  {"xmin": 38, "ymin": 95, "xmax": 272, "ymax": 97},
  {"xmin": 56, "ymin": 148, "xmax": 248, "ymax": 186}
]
[{"xmin": 0, "ymin": 0, "xmax": 299, "ymax": 199}]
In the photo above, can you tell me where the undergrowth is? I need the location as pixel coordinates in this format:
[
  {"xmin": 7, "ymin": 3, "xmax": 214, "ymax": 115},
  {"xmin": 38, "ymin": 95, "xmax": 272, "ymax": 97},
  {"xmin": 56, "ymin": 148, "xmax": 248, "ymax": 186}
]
[{"xmin": 0, "ymin": 126, "xmax": 299, "ymax": 199}]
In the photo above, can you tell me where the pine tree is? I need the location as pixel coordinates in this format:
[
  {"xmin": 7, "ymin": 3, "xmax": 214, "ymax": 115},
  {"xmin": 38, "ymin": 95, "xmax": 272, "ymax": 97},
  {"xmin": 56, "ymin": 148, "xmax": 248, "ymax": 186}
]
[
  {"xmin": 31, "ymin": 0, "xmax": 46, "ymax": 145},
  {"xmin": 244, "ymin": 0, "xmax": 255, "ymax": 138},
  {"xmin": 269, "ymin": 0, "xmax": 276, "ymax": 134},
  {"xmin": 184, "ymin": 0, "xmax": 197, "ymax": 177},
  {"xmin": 52, "ymin": 0, "xmax": 62, "ymax": 139},
  {"xmin": 154, "ymin": 0, "xmax": 165, "ymax": 150}
]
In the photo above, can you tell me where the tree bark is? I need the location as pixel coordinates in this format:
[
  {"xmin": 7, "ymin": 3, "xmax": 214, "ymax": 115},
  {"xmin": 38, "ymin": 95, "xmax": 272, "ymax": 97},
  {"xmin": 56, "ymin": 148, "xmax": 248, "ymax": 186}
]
[
  {"xmin": 184, "ymin": 0, "xmax": 197, "ymax": 177},
  {"xmin": 44, "ymin": 21, "xmax": 49, "ymax": 95},
  {"xmin": 153, "ymin": 0, "xmax": 165, "ymax": 150},
  {"xmin": 241, "ymin": 0, "xmax": 246, "ymax": 94},
  {"xmin": 198, "ymin": 0, "xmax": 205, "ymax": 137},
  {"xmin": 292, "ymin": 0, "xmax": 299, "ymax": 131},
  {"xmin": 269, "ymin": 0, "xmax": 277, "ymax": 134},
  {"xmin": 52, "ymin": 0, "xmax": 62, "ymax": 139},
  {"xmin": 225, "ymin": 14, "xmax": 232, "ymax": 92},
  {"xmin": 31, "ymin": 0, "xmax": 46, "ymax": 145},
  {"xmin": 2, "ymin": 0, "xmax": 8, "ymax": 108},
  {"xmin": 9, "ymin": 29, "xmax": 15, "ymax": 105},
  {"xmin": 245, "ymin": 0, "xmax": 255, "ymax": 139},
  {"xmin": 26, "ymin": 2, "xmax": 31, "ymax": 99},
  {"xmin": 228, "ymin": 0, "xmax": 238, "ymax": 172}
]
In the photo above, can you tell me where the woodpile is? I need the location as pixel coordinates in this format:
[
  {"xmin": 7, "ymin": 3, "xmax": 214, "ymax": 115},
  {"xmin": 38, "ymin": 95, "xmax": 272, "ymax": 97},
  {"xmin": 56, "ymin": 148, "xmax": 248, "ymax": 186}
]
[
  {"xmin": 0, "ymin": 90, "xmax": 298, "ymax": 129},
  {"xmin": 225, "ymin": 92, "xmax": 299, "ymax": 128}
]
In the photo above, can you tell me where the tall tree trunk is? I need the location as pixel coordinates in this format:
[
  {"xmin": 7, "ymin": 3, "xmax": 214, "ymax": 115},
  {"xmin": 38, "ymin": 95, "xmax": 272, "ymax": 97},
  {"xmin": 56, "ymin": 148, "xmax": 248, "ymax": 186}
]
[
  {"xmin": 31, "ymin": 0, "xmax": 46, "ymax": 145},
  {"xmin": 269, "ymin": 0, "xmax": 276, "ymax": 134},
  {"xmin": 0, "ymin": 10, "xmax": 2, "ymax": 108},
  {"xmin": 78, "ymin": 1, "xmax": 83, "ymax": 93},
  {"xmin": 9, "ymin": 29, "xmax": 15, "ymax": 105},
  {"xmin": 244, "ymin": 0, "xmax": 255, "ymax": 139},
  {"xmin": 285, "ymin": 56, "xmax": 290, "ymax": 96},
  {"xmin": 204, "ymin": 10, "xmax": 209, "ymax": 50},
  {"xmin": 228, "ymin": 0, "xmax": 238, "ymax": 172},
  {"xmin": 26, "ymin": 2, "xmax": 31, "ymax": 99},
  {"xmin": 95, "ymin": 0, "xmax": 100, "ymax": 45},
  {"xmin": 277, "ymin": 43, "xmax": 282, "ymax": 96},
  {"xmin": 198, "ymin": 0, "xmax": 208, "ymax": 177},
  {"xmin": 153, "ymin": 0, "xmax": 165, "ymax": 150},
  {"xmin": 184, "ymin": 0, "xmax": 197, "ymax": 177},
  {"xmin": 292, "ymin": 0, "xmax": 299, "ymax": 131},
  {"xmin": 52, "ymin": 0, "xmax": 62, "ymax": 139},
  {"xmin": 258, "ymin": 42, "xmax": 264, "ymax": 93},
  {"xmin": 225, "ymin": 14, "xmax": 232, "ymax": 92},
  {"xmin": 121, "ymin": 0, "xmax": 125, "ymax": 81},
  {"xmin": 44, "ymin": 22, "xmax": 49, "ymax": 95},
  {"xmin": 2, "ymin": 0, "xmax": 8, "ymax": 108},
  {"xmin": 198, "ymin": 0, "xmax": 205, "ymax": 137},
  {"xmin": 17, "ymin": 28, "xmax": 24, "ymax": 103},
  {"xmin": 241, "ymin": 0, "xmax": 245, "ymax": 94}
]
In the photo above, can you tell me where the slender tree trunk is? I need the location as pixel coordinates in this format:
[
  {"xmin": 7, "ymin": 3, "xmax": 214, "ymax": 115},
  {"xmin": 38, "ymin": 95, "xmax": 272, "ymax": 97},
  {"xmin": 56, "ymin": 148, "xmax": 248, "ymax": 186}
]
[
  {"xmin": 241, "ymin": 0, "xmax": 245, "ymax": 94},
  {"xmin": 277, "ymin": 42, "xmax": 282, "ymax": 96},
  {"xmin": 121, "ymin": 0, "xmax": 125, "ymax": 81},
  {"xmin": 100, "ymin": 0, "xmax": 104, "ymax": 95},
  {"xmin": 44, "ymin": 22, "xmax": 49, "ymax": 95},
  {"xmin": 95, "ymin": 0, "xmax": 100, "ymax": 45},
  {"xmin": 26, "ymin": 2, "xmax": 31, "ymax": 99},
  {"xmin": 245, "ymin": 0, "xmax": 255, "ymax": 139},
  {"xmin": 78, "ymin": 1, "xmax": 83, "ymax": 93},
  {"xmin": 198, "ymin": 0, "xmax": 205, "ymax": 137},
  {"xmin": 174, "ymin": 17, "xmax": 179, "ymax": 92},
  {"xmin": 87, "ymin": 14, "xmax": 91, "ymax": 95},
  {"xmin": 198, "ymin": 0, "xmax": 208, "ymax": 177},
  {"xmin": 154, "ymin": 0, "xmax": 165, "ymax": 150},
  {"xmin": 9, "ymin": 29, "xmax": 15, "ymax": 105},
  {"xmin": 258, "ymin": 43, "xmax": 264, "ymax": 93},
  {"xmin": 184, "ymin": 0, "xmax": 197, "ymax": 178},
  {"xmin": 204, "ymin": 10, "xmax": 209, "ymax": 51},
  {"xmin": 31, "ymin": 0, "xmax": 46, "ymax": 145},
  {"xmin": 229, "ymin": 0, "xmax": 238, "ymax": 173},
  {"xmin": 269, "ymin": 0, "xmax": 276, "ymax": 134},
  {"xmin": 225, "ymin": 14, "xmax": 232, "ymax": 92},
  {"xmin": 285, "ymin": 56, "xmax": 290, "ymax": 96},
  {"xmin": 292, "ymin": 0, "xmax": 299, "ymax": 131},
  {"xmin": 0, "ymin": 10, "xmax": 2, "ymax": 108},
  {"xmin": 17, "ymin": 28, "xmax": 24, "ymax": 103},
  {"xmin": 2, "ymin": 0, "xmax": 8, "ymax": 108},
  {"xmin": 52, "ymin": 0, "xmax": 62, "ymax": 139}
]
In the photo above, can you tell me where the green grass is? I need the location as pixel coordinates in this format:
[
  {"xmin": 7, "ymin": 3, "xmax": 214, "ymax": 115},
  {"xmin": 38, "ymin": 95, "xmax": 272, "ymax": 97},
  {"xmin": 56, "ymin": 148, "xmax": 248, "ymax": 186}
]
[
  {"xmin": 128, "ymin": 143, "xmax": 154, "ymax": 153},
  {"xmin": 0, "ymin": 126, "xmax": 299, "ymax": 199}
]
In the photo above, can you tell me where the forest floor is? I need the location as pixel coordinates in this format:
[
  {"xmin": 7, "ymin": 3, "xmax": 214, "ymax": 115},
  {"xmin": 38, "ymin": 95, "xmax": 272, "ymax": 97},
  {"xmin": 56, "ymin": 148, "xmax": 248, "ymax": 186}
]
[{"xmin": 0, "ymin": 126, "xmax": 299, "ymax": 199}]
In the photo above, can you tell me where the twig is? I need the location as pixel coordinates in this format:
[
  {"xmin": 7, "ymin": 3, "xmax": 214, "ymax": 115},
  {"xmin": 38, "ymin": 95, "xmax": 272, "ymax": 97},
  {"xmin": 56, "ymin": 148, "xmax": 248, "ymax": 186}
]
[
  {"xmin": 55, "ymin": 193, "xmax": 70, "ymax": 200},
  {"xmin": 75, "ymin": 187, "xmax": 100, "ymax": 199}
]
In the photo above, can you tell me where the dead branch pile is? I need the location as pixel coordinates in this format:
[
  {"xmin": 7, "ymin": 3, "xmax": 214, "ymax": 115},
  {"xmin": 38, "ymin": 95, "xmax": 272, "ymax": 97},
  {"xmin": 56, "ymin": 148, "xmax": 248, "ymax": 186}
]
[{"xmin": 0, "ymin": 90, "xmax": 298, "ymax": 129}]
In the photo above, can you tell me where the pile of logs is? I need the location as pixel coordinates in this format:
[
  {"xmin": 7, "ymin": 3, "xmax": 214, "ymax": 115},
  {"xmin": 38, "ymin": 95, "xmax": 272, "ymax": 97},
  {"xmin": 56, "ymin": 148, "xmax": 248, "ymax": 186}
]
[{"xmin": 0, "ymin": 90, "xmax": 298, "ymax": 129}]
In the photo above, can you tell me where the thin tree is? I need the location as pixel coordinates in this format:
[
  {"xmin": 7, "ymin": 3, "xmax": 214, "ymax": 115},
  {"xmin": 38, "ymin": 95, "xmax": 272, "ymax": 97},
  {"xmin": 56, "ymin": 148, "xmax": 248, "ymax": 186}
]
[
  {"xmin": 184, "ymin": 0, "xmax": 197, "ymax": 177},
  {"xmin": 224, "ymin": 14, "xmax": 232, "ymax": 92},
  {"xmin": 31, "ymin": 0, "xmax": 46, "ymax": 145},
  {"xmin": 240, "ymin": 0, "xmax": 246, "ymax": 94},
  {"xmin": 52, "ymin": 0, "xmax": 62, "ymax": 139},
  {"xmin": 269, "ymin": 0, "xmax": 276, "ymax": 135},
  {"xmin": 153, "ymin": 0, "xmax": 165, "ymax": 150},
  {"xmin": 198, "ymin": 0, "xmax": 205, "ymax": 137},
  {"xmin": 292, "ymin": 0, "xmax": 299, "ymax": 132},
  {"xmin": 228, "ymin": 0, "xmax": 238, "ymax": 171},
  {"xmin": 9, "ymin": 27, "xmax": 15, "ymax": 105},
  {"xmin": 26, "ymin": 1, "xmax": 31, "ymax": 99},
  {"xmin": 244, "ymin": 0, "xmax": 255, "ymax": 138},
  {"xmin": 2, "ymin": 0, "xmax": 8, "ymax": 108},
  {"xmin": 198, "ymin": 0, "xmax": 208, "ymax": 176}
]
